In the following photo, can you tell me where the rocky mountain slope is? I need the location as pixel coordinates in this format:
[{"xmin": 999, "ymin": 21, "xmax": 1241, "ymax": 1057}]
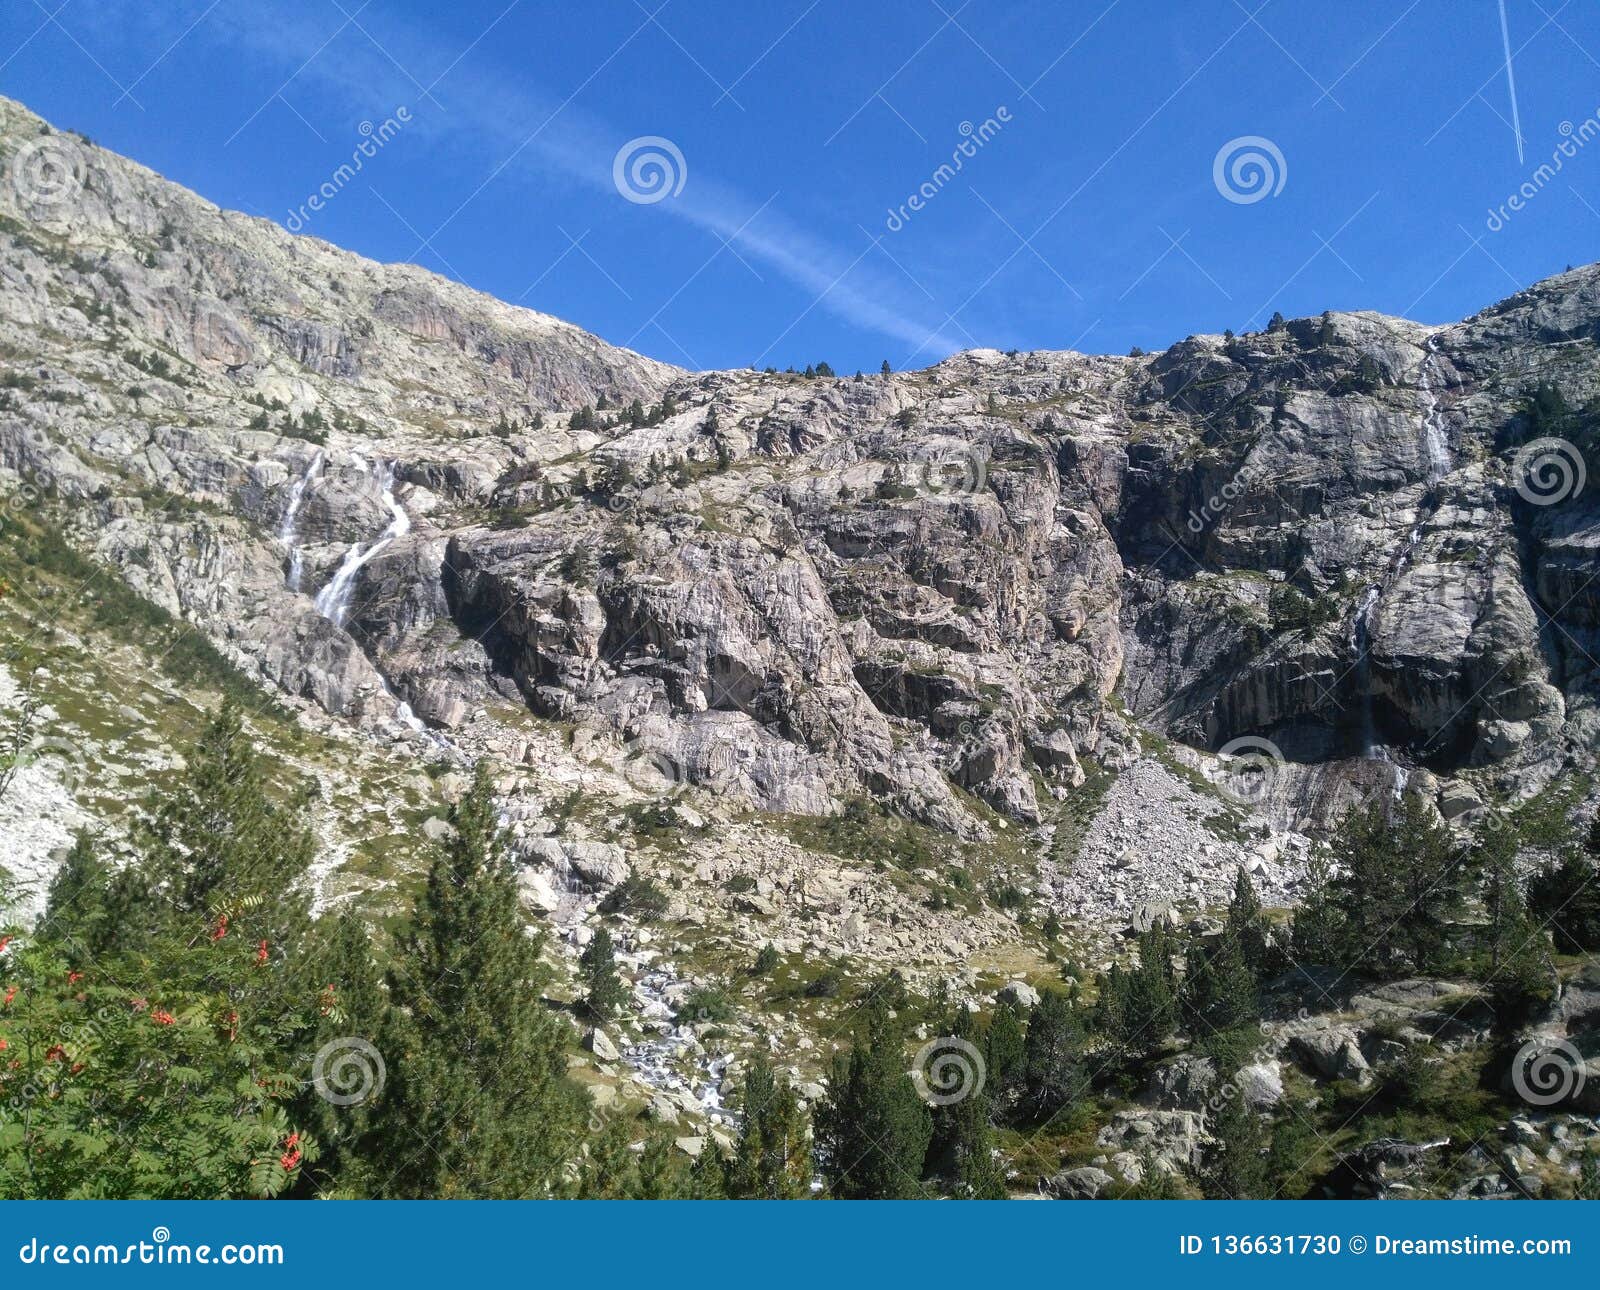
[{"xmin": 3, "ymin": 91, "xmax": 1600, "ymax": 946}]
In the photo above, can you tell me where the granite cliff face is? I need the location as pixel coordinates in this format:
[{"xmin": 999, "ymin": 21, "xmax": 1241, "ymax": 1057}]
[{"xmin": 3, "ymin": 93, "xmax": 1599, "ymax": 865}]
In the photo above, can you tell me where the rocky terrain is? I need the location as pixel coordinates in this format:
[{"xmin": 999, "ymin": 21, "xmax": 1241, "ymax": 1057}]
[{"xmin": 3, "ymin": 94, "xmax": 1600, "ymax": 1193}]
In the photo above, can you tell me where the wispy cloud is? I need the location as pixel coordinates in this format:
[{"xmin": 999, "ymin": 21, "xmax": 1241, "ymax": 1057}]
[{"xmin": 73, "ymin": 0, "xmax": 964, "ymax": 362}]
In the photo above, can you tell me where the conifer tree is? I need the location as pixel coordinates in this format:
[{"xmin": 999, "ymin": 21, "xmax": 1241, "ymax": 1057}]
[
  {"xmin": 142, "ymin": 698, "xmax": 313, "ymax": 942},
  {"xmin": 724, "ymin": 1052, "xmax": 809, "ymax": 1199},
  {"xmin": 1305, "ymin": 793, "xmax": 1475, "ymax": 977},
  {"xmin": 1528, "ymin": 813, "xmax": 1600, "ymax": 953},
  {"xmin": 376, "ymin": 763, "xmax": 583, "ymax": 1198},
  {"xmin": 579, "ymin": 926, "xmax": 627, "ymax": 1021},
  {"xmin": 302, "ymin": 912, "xmax": 389, "ymax": 1192},
  {"xmin": 983, "ymin": 999, "xmax": 1027, "ymax": 1105},
  {"xmin": 1019, "ymin": 989, "xmax": 1088, "ymax": 1121},
  {"xmin": 1223, "ymin": 866, "xmax": 1271, "ymax": 977},
  {"xmin": 40, "ymin": 830, "xmax": 114, "ymax": 963},
  {"xmin": 1181, "ymin": 934, "xmax": 1259, "ymax": 1060},
  {"xmin": 922, "ymin": 1008, "xmax": 1004, "ymax": 1196},
  {"xmin": 814, "ymin": 997, "xmax": 932, "ymax": 1198},
  {"xmin": 1201, "ymin": 1092, "xmax": 1268, "ymax": 1199}
]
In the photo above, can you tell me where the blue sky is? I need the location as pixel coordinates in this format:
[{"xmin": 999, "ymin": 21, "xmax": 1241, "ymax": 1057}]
[{"xmin": 2, "ymin": 0, "xmax": 1597, "ymax": 372}]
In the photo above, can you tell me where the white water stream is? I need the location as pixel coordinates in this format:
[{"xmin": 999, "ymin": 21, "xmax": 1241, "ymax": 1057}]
[
  {"xmin": 313, "ymin": 456, "xmax": 412, "ymax": 629},
  {"xmin": 277, "ymin": 450, "xmax": 324, "ymax": 591},
  {"xmin": 279, "ymin": 452, "xmax": 428, "ymax": 737}
]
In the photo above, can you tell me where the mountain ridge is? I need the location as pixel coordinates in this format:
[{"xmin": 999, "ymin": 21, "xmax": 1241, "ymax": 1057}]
[{"xmin": 2, "ymin": 91, "xmax": 1600, "ymax": 943}]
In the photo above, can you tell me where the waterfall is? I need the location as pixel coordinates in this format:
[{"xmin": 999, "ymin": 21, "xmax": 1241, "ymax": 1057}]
[
  {"xmin": 278, "ymin": 450, "xmax": 324, "ymax": 592},
  {"xmin": 300, "ymin": 455, "xmax": 441, "ymax": 743},
  {"xmin": 1418, "ymin": 335, "xmax": 1451, "ymax": 484},
  {"xmin": 313, "ymin": 458, "xmax": 411, "ymax": 629},
  {"xmin": 1350, "ymin": 584, "xmax": 1382, "ymax": 757}
]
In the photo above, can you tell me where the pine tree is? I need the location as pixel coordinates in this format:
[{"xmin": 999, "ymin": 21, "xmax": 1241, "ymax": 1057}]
[
  {"xmin": 579, "ymin": 926, "xmax": 627, "ymax": 1021},
  {"xmin": 1182, "ymin": 934, "xmax": 1259, "ymax": 1060},
  {"xmin": 880, "ymin": 359, "xmax": 891, "ymax": 375},
  {"xmin": 814, "ymin": 997, "xmax": 932, "ymax": 1198},
  {"xmin": 1264, "ymin": 1108, "xmax": 1317, "ymax": 1199},
  {"xmin": 1528, "ymin": 814, "xmax": 1600, "ymax": 953},
  {"xmin": 1201, "ymin": 1092, "xmax": 1268, "ymax": 1199},
  {"xmin": 984, "ymin": 1000, "xmax": 1027, "ymax": 1105},
  {"xmin": 40, "ymin": 830, "xmax": 114, "ymax": 962},
  {"xmin": 1019, "ymin": 990, "xmax": 1088, "ymax": 1122},
  {"xmin": 1127, "ymin": 921, "xmax": 1179, "ymax": 1045},
  {"xmin": 375, "ymin": 763, "xmax": 583, "ymax": 1198},
  {"xmin": 142, "ymin": 698, "xmax": 313, "ymax": 938},
  {"xmin": 922, "ymin": 1008, "xmax": 1004, "ymax": 1196},
  {"xmin": 723, "ymin": 1053, "xmax": 808, "ymax": 1199},
  {"xmin": 1223, "ymin": 866, "xmax": 1271, "ymax": 977},
  {"xmin": 1307, "ymin": 793, "xmax": 1476, "ymax": 977},
  {"xmin": 300, "ymin": 912, "xmax": 389, "ymax": 1192}
]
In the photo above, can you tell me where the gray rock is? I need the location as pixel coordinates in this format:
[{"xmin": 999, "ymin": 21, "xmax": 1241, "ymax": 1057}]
[
  {"xmin": 583, "ymin": 1028, "xmax": 620, "ymax": 1062},
  {"xmin": 997, "ymin": 980, "xmax": 1041, "ymax": 1010},
  {"xmin": 1043, "ymin": 1166, "xmax": 1113, "ymax": 1199}
]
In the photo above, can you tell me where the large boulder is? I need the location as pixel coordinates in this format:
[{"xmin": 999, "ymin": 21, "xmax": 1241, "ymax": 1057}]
[
  {"xmin": 1042, "ymin": 1166, "xmax": 1113, "ymax": 1200},
  {"xmin": 1289, "ymin": 1026, "xmax": 1372, "ymax": 1084}
]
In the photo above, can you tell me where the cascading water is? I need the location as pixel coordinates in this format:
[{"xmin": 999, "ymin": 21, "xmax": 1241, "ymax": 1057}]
[
  {"xmin": 1349, "ymin": 584, "xmax": 1382, "ymax": 757},
  {"xmin": 288, "ymin": 453, "xmax": 435, "ymax": 741},
  {"xmin": 1417, "ymin": 335, "xmax": 1451, "ymax": 485},
  {"xmin": 277, "ymin": 450, "xmax": 324, "ymax": 592},
  {"xmin": 313, "ymin": 457, "xmax": 411, "ymax": 629}
]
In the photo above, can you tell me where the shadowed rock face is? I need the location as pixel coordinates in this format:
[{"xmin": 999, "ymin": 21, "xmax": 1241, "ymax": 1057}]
[{"xmin": 2, "ymin": 93, "xmax": 1598, "ymax": 835}]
